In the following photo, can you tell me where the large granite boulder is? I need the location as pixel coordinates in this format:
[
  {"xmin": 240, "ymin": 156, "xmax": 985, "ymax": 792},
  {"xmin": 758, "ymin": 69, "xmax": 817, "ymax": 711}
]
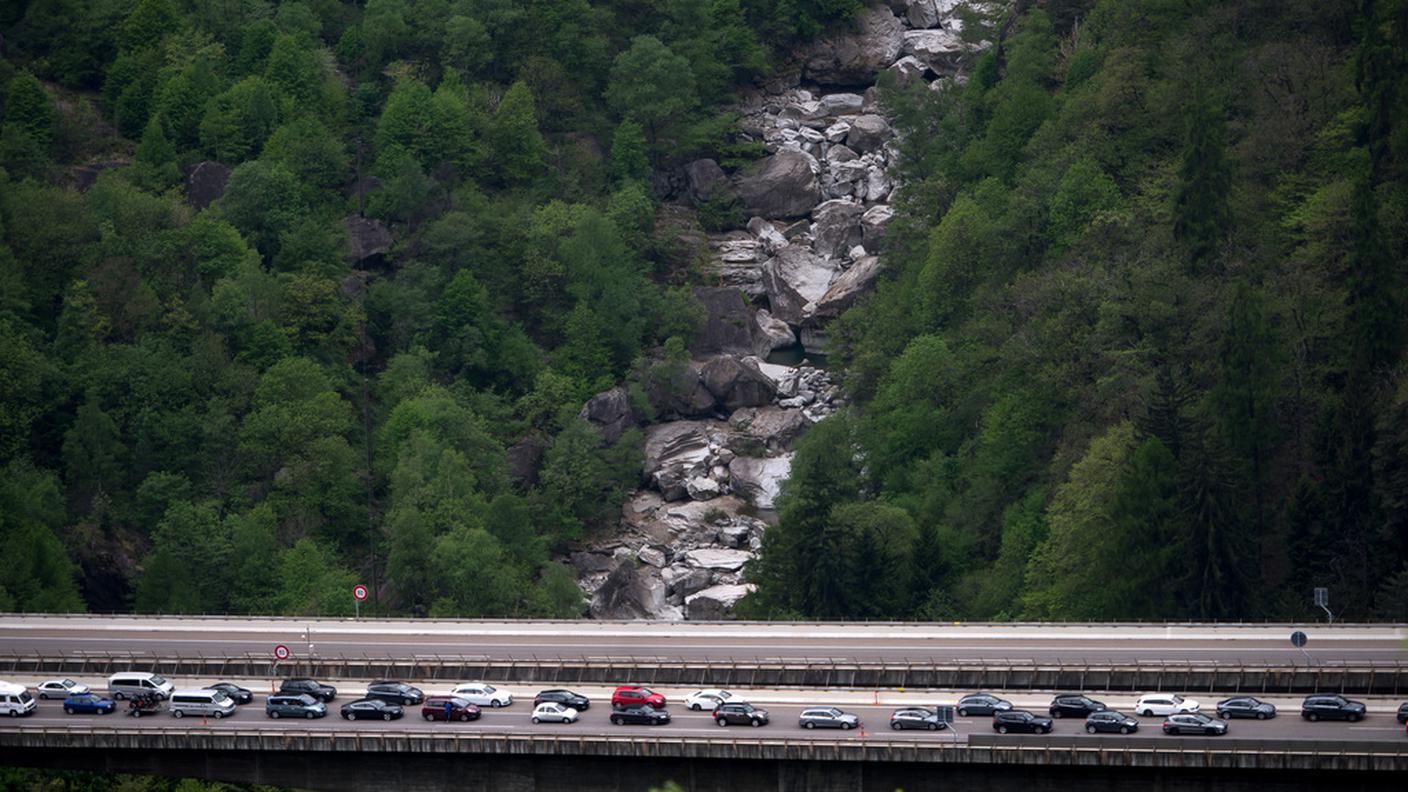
[
  {"xmin": 903, "ymin": 28, "xmax": 967, "ymax": 74},
  {"xmin": 684, "ymin": 548, "xmax": 754, "ymax": 571},
  {"xmin": 728, "ymin": 454, "xmax": 794, "ymax": 510},
  {"xmin": 814, "ymin": 255, "xmax": 882, "ymax": 319},
  {"xmin": 579, "ymin": 386, "xmax": 639, "ymax": 444},
  {"xmin": 811, "ymin": 199, "xmax": 865, "ymax": 259},
  {"xmin": 751, "ymin": 309, "xmax": 796, "ymax": 356},
  {"xmin": 700, "ymin": 355, "xmax": 778, "ymax": 411},
  {"xmin": 728, "ymin": 407, "xmax": 811, "ymax": 452},
  {"xmin": 590, "ymin": 560, "xmax": 680, "ymax": 620},
  {"xmin": 845, "ymin": 114, "xmax": 891, "ymax": 153},
  {"xmin": 691, "ymin": 286, "xmax": 758, "ymax": 357},
  {"xmin": 506, "ymin": 434, "xmax": 549, "ymax": 487},
  {"xmin": 802, "ymin": 6, "xmax": 905, "ymax": 85},
  {"xmin": 685, "ymin": 158, "xmax": 729, "ymax": 202},
  {"xmin": 762, "ymin": 246, "xmax": 838, "ymax": 326},
  {"xmin": 686, "ymin": 584, "xmax": 755, "ymax": 620},
  {"xmin": 185, "ymin": 161, "xmax": 231, "ymax": 210},
  {"xmin": 735, "ymin": 149, "xmax": 821, "ymax": 219},
  {"xmin": 861, "ymin": 204, "xmax": 895, "ymax": 249},
  {"xmin": 643, "ymin": 421, "xmax": 714, "ymax": 501},
  {"xmin": 644, "ymin": 360, "xmax": 720, "ymax": 419},
  {"xmin": 345, "ymin": 215, "xmax": 393, "ymax": 263}
]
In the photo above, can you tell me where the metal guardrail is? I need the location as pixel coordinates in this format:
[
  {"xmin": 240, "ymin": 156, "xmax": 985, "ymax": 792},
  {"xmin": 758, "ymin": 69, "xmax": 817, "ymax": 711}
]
[
  {"xmin": 1, "ymin": 725, "xmax": 1405, "ymax": 771},
  {"xmin": 3, "ymin": 652, "xmax": 1407, "ymax": 694}
]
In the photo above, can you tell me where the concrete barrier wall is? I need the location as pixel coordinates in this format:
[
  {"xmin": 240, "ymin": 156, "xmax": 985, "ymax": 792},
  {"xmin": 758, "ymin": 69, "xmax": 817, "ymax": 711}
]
[
  {"xmin": 4, "ymin": 654, "xmax": 1405, "ymax": 695},
  {"xmin": 2, "ymin": 727, "xmax": 1406, "ymax": 790}
]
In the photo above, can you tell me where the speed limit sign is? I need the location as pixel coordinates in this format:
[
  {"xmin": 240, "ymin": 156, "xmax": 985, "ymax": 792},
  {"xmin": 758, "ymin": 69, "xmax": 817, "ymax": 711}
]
[
  {"xmin": 273, "ymin": 644, "xmax": 290, "ymax": 661},
  {"xmin": 353, "ymin": 584, "xmax": 368, "ymax": 601}
]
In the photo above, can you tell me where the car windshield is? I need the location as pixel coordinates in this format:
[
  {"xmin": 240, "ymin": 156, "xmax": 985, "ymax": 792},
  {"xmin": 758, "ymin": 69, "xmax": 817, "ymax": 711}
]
[
  {"xmin": 1170, "ymin": 695, "xmax": 1184, "ymax": 703},
  {"xmin": 212, "ymin": 692, "xmax": 230, "ymax": 703},
  {"xmin": 150, "ymin": 675, "xmax": 167, "ymax": 686},
  {"xmin": 61, "ymin": 679, "xmax": 76, "ymax": 687}
]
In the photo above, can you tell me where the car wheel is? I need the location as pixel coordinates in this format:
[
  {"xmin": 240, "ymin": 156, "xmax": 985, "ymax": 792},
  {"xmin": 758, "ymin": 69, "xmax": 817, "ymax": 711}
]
[
  {"xmin": 382, "ymin": 713, "xmax": 392, "ymax": 721},
  {"xmin": 1256, "ymin": 712, "xmax": 1267, "ymax": 720},
  {"xmin": 491, "ymin": 700, "xmax": 503, "ymax": 708},
  {"xmin": 804, "ymin": 721, "xmax": 815, "ymax": 729},
  {"xmin": 213, "ymin": 711, "xmax": 224, "ymax": 719},
  {"xmin": 173, "ymin": 710, "xmax": 184, "ymax": 719},
  {"xmin": 459, "ymin": 713, "xmax": 469, "ymax": 722},
  {"xmin": 843, "ymin": 722, "xmax": 854, "ymax": 730},
  {"xmin": 422, "ymin": 713, "xmax": 431, "ymax": 721},
  {"xmin": 891, "ymin": 722, "xmax": 902, "ymax": 731},
  {"xmin": 1053, "ymin": 710, "xmax": 1063, "ymax": 718},
  {"xmin": 1039, "ymin": 726, "xmax": 1049, "ymax": 734},
  {"xmin": 1350, "ymin": 713, "xmax": 1361, "ymax": 722},
  {"xmin": 1307, "ymin": 713, "xmax": 1318, "ymax": 722},
  {"xmin": 927, "ymin": 723, "xmax": 937, "ymax": 731},
  {"xmin": 532, "ymin": 717, "xmax": 541, "ymax": 724},
  {"xmin": 997, "ymin": 725, "xmax": 1008, "ymax": 734},
  {"xmin": 752, "ymin": 719, "xmax": 763, "ymax": 728},
  {"xmin": 270, "ymin": 711, "xmax": 280, "ymax": 719},
  {"xmin": 692, "ymin": 703, "xmax": 701, "ymax": 711},
  {"xmin": 342, "ymin": 713, "xmax": 350, "ymax": 720},
  {"xmin": 611, "ymin": 716, "xmax": 622, "ymax": 725},
  {"xmin": 1119, "ymin": 725, "xmax": 1130, "ymax": 735},
  {"xmin": 1140, "ymin": 709, "xmax": 1150, "ymax": 717},
  {"xmin": 717, "ymin": 718, "xmax": 728, "ymax": 727},
  {"xmin": 958, "ymin": 708, "xmax": 969, "ymax": 717},
  {"xmin": 113, "ymin": 692, "xmax": 125, "ymax": 701},
  {"xmin": 64, "ymin": 707, "xmax": 73, "ymax": 715},
  {"xmin": 1086, "ymin": 725, "xmax": 1096, "ymax": 734}
]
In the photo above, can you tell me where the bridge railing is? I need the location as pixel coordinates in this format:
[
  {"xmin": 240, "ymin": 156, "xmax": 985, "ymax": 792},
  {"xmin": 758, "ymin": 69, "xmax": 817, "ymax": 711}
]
[{"xmin": 2, "ymin": 652, "xmax": 1405, "ymax": 694}]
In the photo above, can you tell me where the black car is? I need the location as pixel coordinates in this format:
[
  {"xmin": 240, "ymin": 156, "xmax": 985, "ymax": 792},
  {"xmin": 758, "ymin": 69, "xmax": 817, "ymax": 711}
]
[
  {"xmin": 890, "ymin": 707, "xmax": 946, "ymax": 731},
  {"xmin": 610, "ymin": 704, "xmax": 670, "ymax": 725},
  {"xmin": 957, "ymin": 693, "xmax": 1013, "ymax": 717},
  {"xmin": 1085, "ymin": 710, "xmax": 1139, "ymax": 734},
  {"xmin": 1216, "ymin": 696, "xmax": 1276, "ymax": 720},
  {"xmin": 1163, "ymin": 713, "xmax": 1228, "ymax": 735},
  {"xmin": 366, "ymin": 681, "xmax": 424, "ymax": 706},
  {"xmin": 535, "ymin": 689, "xmax": 590, "ymax": 711},
  {"xmin": 993, "ymin": 710, "xmax": 1052, "ymax": 734},
  {"xmin": 1049, "ymin": 694, "xmax": 1105, "ymax": 718},
  {"xmin": 341, "ymin": 698, "xmax": 403, "ymax": 721},
  {"xmin": 1397, "ymin": 702, "xmax": 1408, "ymax": 724},
  {"xmin": 714, "ymin": 702, "xmax": 769, "ymax": 727},
  {"xmin": 1301, "ymin": 695, "xmax": 1367, "ymax": 722},
  {"xmin": 281, "ymin": 678, "xmax": 337, "ymax": 702},
  {"xmin": 203, "ymin": 683, "xmax": 253, "ymax": 705}
]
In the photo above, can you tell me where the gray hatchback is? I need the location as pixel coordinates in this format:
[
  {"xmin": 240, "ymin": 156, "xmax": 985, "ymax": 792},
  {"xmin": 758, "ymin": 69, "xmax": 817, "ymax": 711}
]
[
  {"xmin": 266, "ymin": 693, "xmax": 326, "ymax": 719},
  {"xmin": 799, "ymin": 707, "xmax": 860, "ymax": 730}
]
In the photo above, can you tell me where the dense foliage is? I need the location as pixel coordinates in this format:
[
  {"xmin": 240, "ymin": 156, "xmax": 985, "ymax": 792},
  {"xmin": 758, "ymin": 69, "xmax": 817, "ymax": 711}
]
[
  {"xmin": 0, "ymin": 0, "xmax": 863, "ymax": 615},
  {"xmin": 744, "ymin": 0, "xmax": 1408, "ymax": 622}
]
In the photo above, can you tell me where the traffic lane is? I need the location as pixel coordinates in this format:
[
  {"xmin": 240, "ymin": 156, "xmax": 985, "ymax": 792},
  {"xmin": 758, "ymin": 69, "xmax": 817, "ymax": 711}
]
[
  {"xmin": 2, "ymin": 634, "xmax": 1401, "ymax": 663},
  {"xmin": 8, "ymin": 701, "xmax": 1407, "ymax": 745}
]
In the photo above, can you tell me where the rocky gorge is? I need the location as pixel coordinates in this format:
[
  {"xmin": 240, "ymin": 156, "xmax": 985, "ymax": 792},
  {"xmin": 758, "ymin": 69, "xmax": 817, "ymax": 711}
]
[{"xmin": 571, "ymin": 1, "xmax": 989, "ymax": 620}]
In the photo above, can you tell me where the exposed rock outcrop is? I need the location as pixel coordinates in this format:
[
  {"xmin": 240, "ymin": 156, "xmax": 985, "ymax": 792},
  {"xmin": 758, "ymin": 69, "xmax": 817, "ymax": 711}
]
[
  {"xmin": 802, "ymin": 5, "xmax": 905, "ymax": 85},
  {"xmin": 736, "ymin": 149, "xmax": 822, "ymax": 219},
  {"xmin": 345, "ymin": 215, "xmax": 393, "ymax": 264},
  {"xmin": 185, "ymin": 161, "xmax": 230, "ymax": 210}
]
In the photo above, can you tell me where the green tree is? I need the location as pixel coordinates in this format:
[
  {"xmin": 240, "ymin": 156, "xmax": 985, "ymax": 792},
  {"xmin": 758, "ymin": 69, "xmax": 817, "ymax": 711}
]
[
  {"xmin": 220, "ymin": 160, "xmax": 305, "ymax": 260},
  {"xmin": 199, "ymin": 76, "xmax": 286, "ymax": 162},
  {"xmin": 486, "ymin": 80, "xmax": 548, "ymax": 188},
  {"xmin": 609, "ymin": 118, "xmax": 650, "ymax": 185},
  {"xmin": 3, "ymin": 72, "xmax": 56, "ymax": 149},
  {"xmin": 605, "ymin": 35, "xmax": 698, "ymax": 140},
  {"xmin": 118, "ymin": 0, "xmax": 180, "ymax": 53},
  {"xmin": 61, "ymin": 390, "xmax": 126, "ymax": 516},
  {"xmin": 1047, "ymin": 157, "xmax": 1121, "ymax": 251},
  {"xmin": 263, "ymin": 117, "xmax": 350, "ymax": 190},
  {"xmin": 132, "ymin": 116, "xmax": 180, "ymax": 191},
  {"xmin": 276, "ymin": 538, "xmax": 357, "ymax": 616},
  {"xmin": 1172, "ymin": 90, "xmax": 1232, "ymax": 268}
]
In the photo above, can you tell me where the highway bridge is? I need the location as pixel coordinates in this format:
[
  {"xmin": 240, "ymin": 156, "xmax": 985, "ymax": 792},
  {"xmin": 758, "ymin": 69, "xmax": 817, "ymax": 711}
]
[{"xmin": 1, "ymin": 616, "xmax": 1406, "ymax": 790}]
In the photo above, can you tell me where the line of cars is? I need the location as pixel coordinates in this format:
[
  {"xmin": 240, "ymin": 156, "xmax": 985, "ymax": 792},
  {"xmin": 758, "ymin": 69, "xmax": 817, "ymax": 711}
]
[{"xmin": 3, "ymin": 676, "xmax": 1406, "ymax": 738}]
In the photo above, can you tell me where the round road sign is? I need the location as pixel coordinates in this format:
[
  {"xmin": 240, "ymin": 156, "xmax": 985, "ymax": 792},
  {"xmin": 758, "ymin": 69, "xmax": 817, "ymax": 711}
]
[
  {"xmin": 274, "ymin": 644, "xmax": 290, "ymax": 660},
  {"xmin": 1290, "ymin": 630, "xmax": 1308, "ymax": 648},
  {"xmin": 353, "ymin": 584, "xmax": 368, "ymax": 602}
]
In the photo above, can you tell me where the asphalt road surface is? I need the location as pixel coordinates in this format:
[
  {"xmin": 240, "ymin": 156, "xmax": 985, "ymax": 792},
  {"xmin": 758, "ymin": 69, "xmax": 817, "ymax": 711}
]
[
  {"xmin": 4, "ymin": 690, "xmax": 1406, "ymax": 746},
  {"xmin": 2, "ymin": 617, "xmax": 1405, "ymax": 665}
]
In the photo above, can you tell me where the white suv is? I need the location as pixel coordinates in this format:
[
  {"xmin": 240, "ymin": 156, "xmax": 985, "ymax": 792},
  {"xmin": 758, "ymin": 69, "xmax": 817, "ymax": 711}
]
[
  {"xmin": 1135, "ymin": 693, "xmax": 1200, "ymax": 716},
  {"xmin": 450, "ymin": 683, "xmax": 513, "ymax": 708}
]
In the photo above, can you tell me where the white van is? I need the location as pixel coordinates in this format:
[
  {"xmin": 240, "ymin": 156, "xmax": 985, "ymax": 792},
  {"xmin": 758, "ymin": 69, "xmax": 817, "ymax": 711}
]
[
  {"xmin": 0, "ymin": 681, "xmax": 37, "ymax": 717},
  {"xmin": 168, "ymin": 688, "xmax": 236, "ymax": 719},
  {"xmin": 107, "ymin": 672, "xmax": 175, "ymax": 701}
]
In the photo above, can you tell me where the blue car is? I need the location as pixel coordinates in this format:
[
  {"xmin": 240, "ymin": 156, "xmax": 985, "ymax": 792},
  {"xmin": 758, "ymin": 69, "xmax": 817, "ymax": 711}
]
[{"xmin": 64, "ymin": 693, "xmax": 117, "ymax": 715}]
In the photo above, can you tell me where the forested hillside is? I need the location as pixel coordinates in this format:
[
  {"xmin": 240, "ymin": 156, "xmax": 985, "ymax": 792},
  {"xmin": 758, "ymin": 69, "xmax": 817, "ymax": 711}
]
[
  {"xmin": 744, "ymin": 0, "xmax": 1408, "ymax": 622},
  {"xmin": 0, "ymin": 0, "xmax": 864, "ymax": 615}
]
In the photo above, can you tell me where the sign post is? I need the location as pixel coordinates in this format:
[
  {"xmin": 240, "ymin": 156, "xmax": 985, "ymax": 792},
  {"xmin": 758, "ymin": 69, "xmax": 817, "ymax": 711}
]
[
  {"xmin": 272, "ymin": 644, "xmax": 290, "ymax": 692},
  {"xmin": 1290, "ymin": 630, "xmax": 1312, "ymax": 665},
  {"xmin": 1314, "ymin": 587, "xmax": 1333, "ymax": 623},
  {"xmin": 353, "ymin": 583, "xmax": 368, "ymax": 619},
  {"xmin": 935, "ymin": 704, "xmax": 958, "ymax": 746}
]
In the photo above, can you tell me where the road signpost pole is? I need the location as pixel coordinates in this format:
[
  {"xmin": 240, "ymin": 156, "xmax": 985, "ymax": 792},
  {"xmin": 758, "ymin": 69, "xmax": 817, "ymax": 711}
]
[
  {"xmin": 1314, "ymin": 587, "xmax": 1333, "ymax": 624},
  {"xmin": 353, "ymin": 584, "xmax": 368, "ymax": 619},
  {"xmin": 1290, "ymin": 630, "xmax": 1312, "ymax": 665}
]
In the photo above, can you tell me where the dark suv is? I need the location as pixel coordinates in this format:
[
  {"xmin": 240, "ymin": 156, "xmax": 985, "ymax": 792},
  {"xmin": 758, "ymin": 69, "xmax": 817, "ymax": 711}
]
[
  {"xmin": 1301, "ymin": 695, "xmax": 1367, "ymax": 722},
  {"xmin": 993, "ymin": 710, "xmax": 1052, "ymax": 734},
  {"xmin": 1049, "ymin": 694, "xmax": 1105, "ymax": 718},
  {"xmin": 280, "ymin": 678, "xmax": 337, "ymax": 702},
  {"xmin": 366, "ymin": 681, "xmax": 424, "ymax": 705},
  {"xmin": 714, "ymin": 702, "xmax": 769, "ymax": 727},
  {"xmin": 535, "ymin": 689, "xmax": 590, "ymax": 711}
]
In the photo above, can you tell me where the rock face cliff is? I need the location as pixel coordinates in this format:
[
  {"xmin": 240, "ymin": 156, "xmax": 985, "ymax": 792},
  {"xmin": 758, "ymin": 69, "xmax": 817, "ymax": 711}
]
[{"xmin": 574, "ymin": 2, "xmax": 986, "ymax": 620}]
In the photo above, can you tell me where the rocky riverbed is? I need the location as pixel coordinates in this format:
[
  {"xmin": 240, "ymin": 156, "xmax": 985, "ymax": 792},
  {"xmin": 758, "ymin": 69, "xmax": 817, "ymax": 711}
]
[{"xmin": 572, "ymin": 1, "xmax": 988, "ymax": 620}]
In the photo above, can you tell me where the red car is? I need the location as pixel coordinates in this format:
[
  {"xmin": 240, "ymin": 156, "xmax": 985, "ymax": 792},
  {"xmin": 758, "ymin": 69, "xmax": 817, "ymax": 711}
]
[
  {"xmin": 421, "ymin": 696, "xmax": 481, "ymax": 722},
  {"xmin": 611, "ymin": 686, "xmax": 666, "ymax": 710}
]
